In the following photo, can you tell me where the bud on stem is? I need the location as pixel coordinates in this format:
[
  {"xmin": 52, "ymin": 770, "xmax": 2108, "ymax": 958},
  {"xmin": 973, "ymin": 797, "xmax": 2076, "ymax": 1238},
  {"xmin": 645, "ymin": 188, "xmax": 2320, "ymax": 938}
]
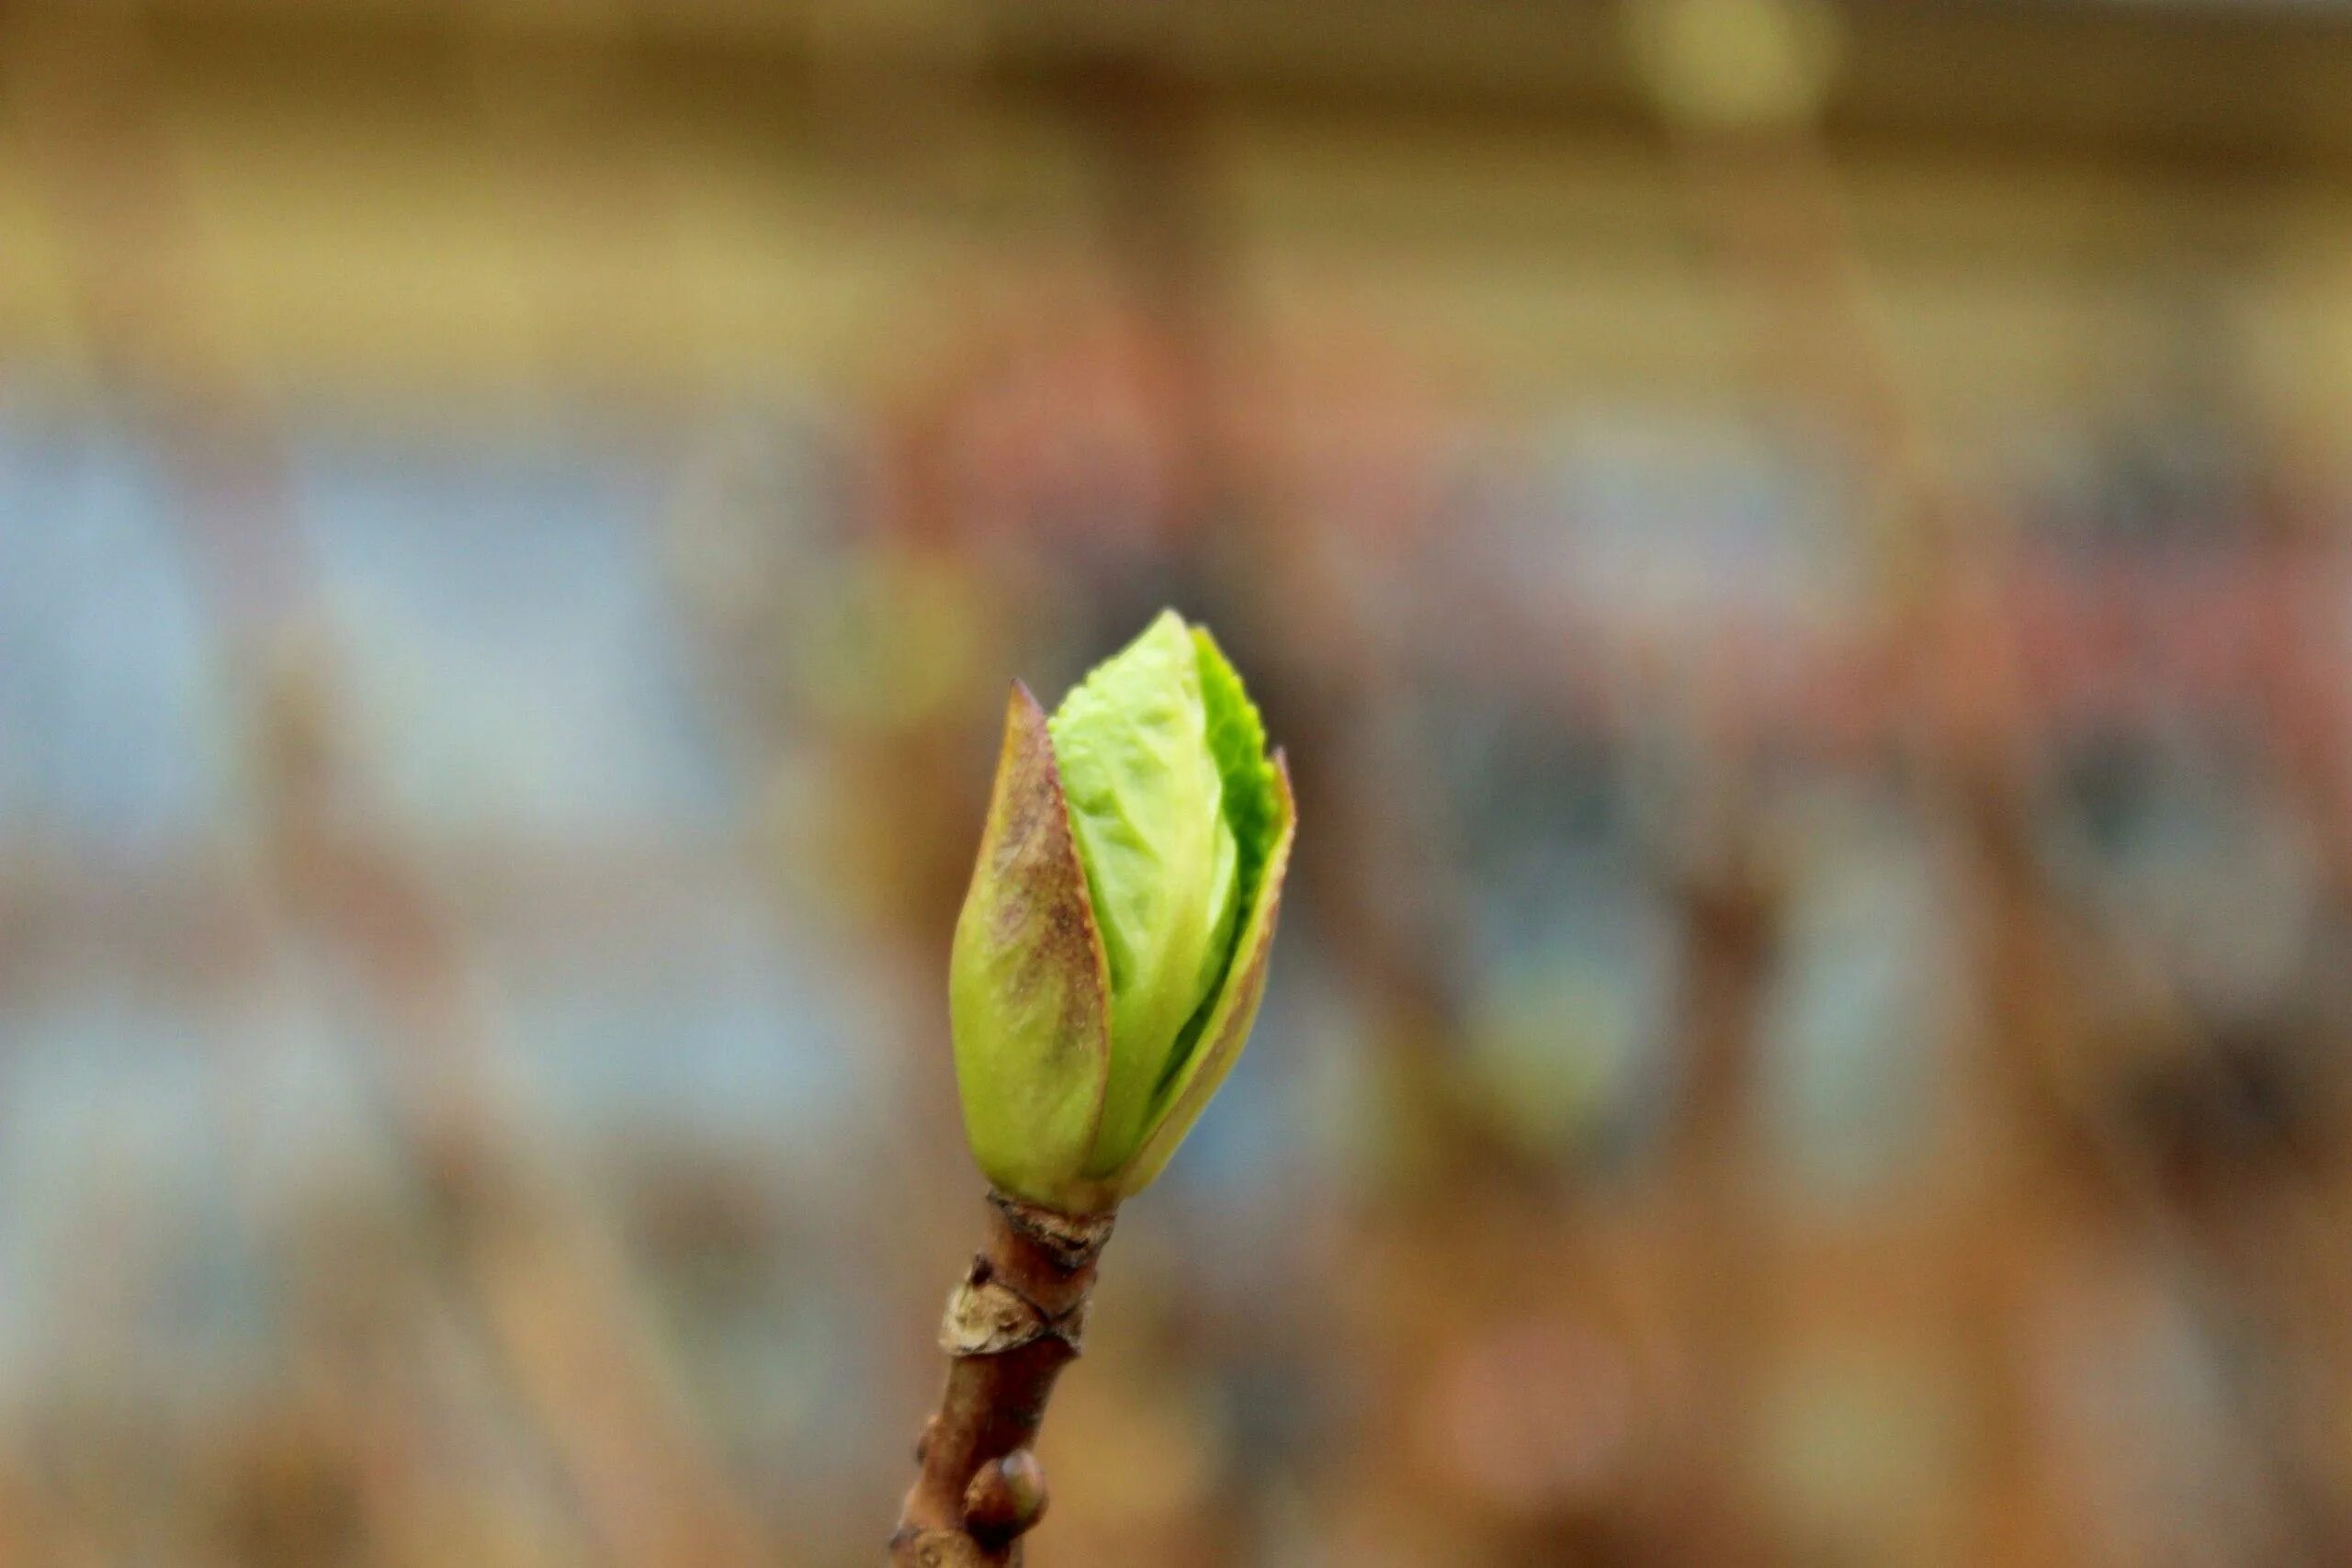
[
  {"xmin": 948, "ymin": 610, "xmax": 1294, "ymax": 1212},
  {"xmin": 894, "ymin": 613, "xmax": 1293, "ymax": 1562}
]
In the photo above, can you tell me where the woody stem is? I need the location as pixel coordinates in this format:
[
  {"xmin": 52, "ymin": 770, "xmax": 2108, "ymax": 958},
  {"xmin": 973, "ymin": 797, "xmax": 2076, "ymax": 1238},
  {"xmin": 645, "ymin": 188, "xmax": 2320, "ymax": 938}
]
[{"xmin": 888, "ymin": 1192, "xmax": 1115, "ymax": 1567}]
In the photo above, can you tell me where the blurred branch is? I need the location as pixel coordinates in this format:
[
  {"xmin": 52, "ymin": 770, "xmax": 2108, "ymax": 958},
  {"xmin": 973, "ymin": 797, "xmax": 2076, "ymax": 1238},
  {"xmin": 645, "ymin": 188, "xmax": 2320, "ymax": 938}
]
[
  {"xmin": 1629, "ymin": 3, "xmax": 2348, "ymax": 1561},
  {"xmin": 6, "ymin": 16, "xmax": 773, "ymax": 1564},
  {"xmin": 259, "ymin": 671, "xmax": 775, "ymax": 1568},
  {"xmin": 1654, "ymin": 788, "xmax": 1784, "ymax": 1565}
]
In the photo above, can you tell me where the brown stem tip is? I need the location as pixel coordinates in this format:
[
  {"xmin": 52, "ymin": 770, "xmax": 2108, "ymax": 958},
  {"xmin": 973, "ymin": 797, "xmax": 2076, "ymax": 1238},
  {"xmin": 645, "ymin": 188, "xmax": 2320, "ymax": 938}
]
[{"xmin": 889, "ymin": 1193, "xmax": 1114, "ymax": 1566}]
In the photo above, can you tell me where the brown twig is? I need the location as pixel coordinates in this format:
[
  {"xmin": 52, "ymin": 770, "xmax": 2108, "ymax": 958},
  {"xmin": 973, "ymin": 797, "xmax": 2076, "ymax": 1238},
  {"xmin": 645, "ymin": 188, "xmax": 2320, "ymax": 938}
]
[{"xmin": 890, "ymin": 1192, "xmax": 1116, "ymax": 1566}]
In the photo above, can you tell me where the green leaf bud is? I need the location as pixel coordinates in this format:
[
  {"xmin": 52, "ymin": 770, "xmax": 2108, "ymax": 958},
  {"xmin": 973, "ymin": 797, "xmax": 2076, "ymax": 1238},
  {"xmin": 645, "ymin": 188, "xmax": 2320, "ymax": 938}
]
[{"xmin": 949, "ymin": 611, "xmax": 1293, "ymax": 1213}]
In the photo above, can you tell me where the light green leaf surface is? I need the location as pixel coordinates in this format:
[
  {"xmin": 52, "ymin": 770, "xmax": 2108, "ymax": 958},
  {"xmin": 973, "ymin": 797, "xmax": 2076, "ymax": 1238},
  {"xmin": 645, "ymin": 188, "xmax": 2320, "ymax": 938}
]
[
  {"xmin": 950, "ymin": 608, "xmax": 1293, "ymax": 1211},
  {"xmin": 949, "ymin": 684, "xmax": 1113, "ymax": 1208},
  {"xmin": 1047, "ymin": 611, "xmax": 1241, "ymax": 1176},
  {"xmin": 1119, "ymin": 751, "xmax": 1295, "ymax": 1198}
]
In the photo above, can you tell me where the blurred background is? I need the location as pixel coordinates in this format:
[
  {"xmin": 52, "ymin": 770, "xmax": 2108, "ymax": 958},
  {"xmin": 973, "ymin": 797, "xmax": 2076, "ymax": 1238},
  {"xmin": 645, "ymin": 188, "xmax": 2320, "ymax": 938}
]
[{"xmin": 7, "ymin": 1, "xmax": 2352, "ymax": 1564}]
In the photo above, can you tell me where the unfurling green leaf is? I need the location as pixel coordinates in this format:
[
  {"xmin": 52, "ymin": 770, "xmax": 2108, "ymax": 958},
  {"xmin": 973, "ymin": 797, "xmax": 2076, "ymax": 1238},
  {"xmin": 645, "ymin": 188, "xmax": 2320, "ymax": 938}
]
[{"xmin": 948, "ymin": 610, "xmax": 1293, "ymax": 1213}]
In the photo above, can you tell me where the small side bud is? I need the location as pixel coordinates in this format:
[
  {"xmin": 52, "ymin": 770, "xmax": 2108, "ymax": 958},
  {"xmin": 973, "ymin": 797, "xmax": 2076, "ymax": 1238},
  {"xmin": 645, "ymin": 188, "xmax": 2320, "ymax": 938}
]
[
  {"xmin": 962, "ymin": 1449, "xmax": 1049, "ymax": 1543},
  {"xmin": 914, "ymin": 1414, "xmax": 940, "ymax": 1466}
]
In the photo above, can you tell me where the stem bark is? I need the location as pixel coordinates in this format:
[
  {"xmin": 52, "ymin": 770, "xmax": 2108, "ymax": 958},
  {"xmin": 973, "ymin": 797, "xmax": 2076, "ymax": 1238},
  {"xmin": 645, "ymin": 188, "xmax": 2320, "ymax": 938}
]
[{"xmin": 889, "ymin": 1192, "xmax": 1114, "ymax": 1566}]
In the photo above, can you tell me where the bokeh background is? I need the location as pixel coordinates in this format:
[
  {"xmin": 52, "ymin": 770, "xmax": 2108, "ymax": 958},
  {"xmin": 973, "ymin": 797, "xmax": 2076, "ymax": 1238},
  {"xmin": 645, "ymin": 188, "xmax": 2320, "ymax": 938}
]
[{"xmin": 7, "ymin": 2, "xmax": 2352, "ymax": 1564}]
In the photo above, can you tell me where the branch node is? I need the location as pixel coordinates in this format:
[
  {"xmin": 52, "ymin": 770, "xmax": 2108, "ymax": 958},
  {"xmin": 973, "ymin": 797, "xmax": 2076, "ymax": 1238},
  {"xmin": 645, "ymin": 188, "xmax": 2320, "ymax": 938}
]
[
  {"xmin": 940, "ymin": 1276, "xmax": 1052, "ymax": 1357},
  {"xmin": 989, "ymin": 1191, "xmax": 1114, "ymax": 1271},
  {"xmin": 893, "ymin": 1192, "xmax": 1115, "ymax": 1562}
]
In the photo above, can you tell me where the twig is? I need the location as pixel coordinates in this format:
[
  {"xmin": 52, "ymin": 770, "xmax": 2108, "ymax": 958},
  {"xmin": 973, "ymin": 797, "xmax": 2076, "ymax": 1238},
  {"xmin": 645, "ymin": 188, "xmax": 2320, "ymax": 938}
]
[{"xmin": 890, "ymin": 1193, "xmax": 1115, "ymax": 1566}]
